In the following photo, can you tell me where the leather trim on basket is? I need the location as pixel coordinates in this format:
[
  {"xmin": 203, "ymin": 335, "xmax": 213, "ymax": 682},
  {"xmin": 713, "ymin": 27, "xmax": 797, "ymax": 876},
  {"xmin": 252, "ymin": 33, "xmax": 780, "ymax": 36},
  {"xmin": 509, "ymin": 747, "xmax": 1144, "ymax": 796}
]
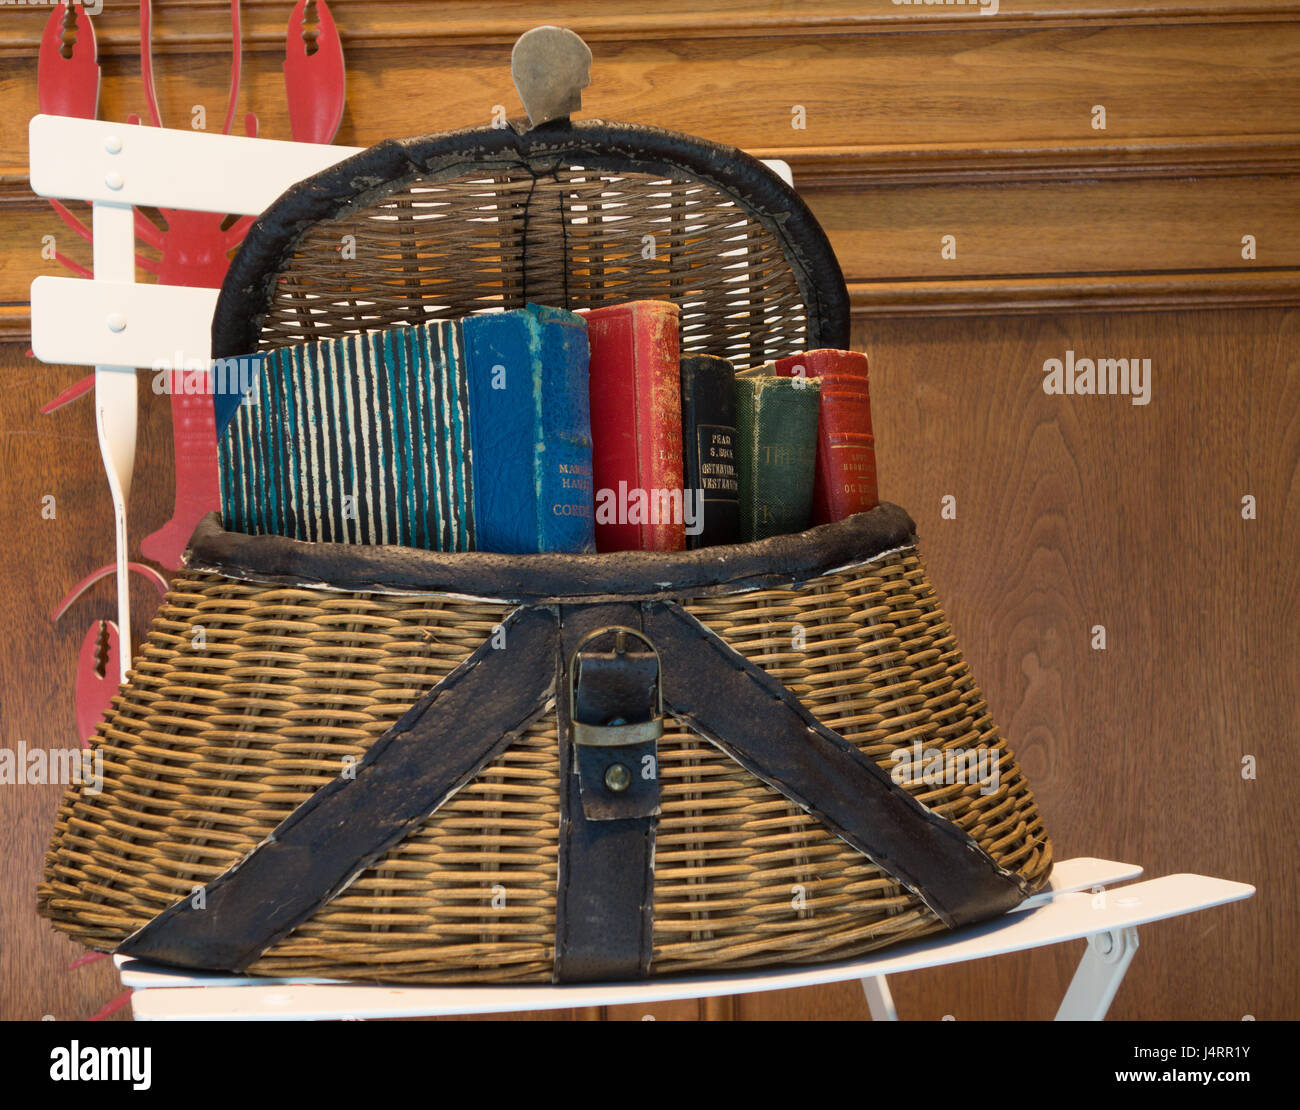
[
  {"xmin": 113, "ymin": 592, "xmax": 1031, "ymax": 978},
  {"xmin": 642, "ymin": 602, "xmax": 1033, "ymax": 927},
  {"xmin": 553, "ymin": 602, "xmax": 658, "ymax": 983},
  {"xmin": 210, "ymin": 118, "xmax": 850, "ymax": 362},
  {"xmin": 115, "ymin": 605, "xmax": 559, "ymax": 974},
  {"xmin": 182, "ymin": 502, "xmax": 919, "ymax": 604}
]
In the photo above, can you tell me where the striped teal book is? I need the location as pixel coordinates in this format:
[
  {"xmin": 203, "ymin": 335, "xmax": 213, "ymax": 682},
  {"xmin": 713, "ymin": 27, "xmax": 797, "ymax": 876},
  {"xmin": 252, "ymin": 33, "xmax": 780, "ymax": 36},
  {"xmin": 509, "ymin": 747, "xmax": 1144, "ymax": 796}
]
[{"xmin": 219, "ymin": 319, "xmax": 478, "ymax": 550}]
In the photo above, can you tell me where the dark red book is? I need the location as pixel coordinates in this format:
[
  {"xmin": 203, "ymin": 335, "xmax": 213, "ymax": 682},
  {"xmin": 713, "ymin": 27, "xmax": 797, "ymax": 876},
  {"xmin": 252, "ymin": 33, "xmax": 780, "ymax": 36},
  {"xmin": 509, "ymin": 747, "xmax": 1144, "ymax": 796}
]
[
  {"xmin": 584, "ymin": 300, "xmax": 686, "ymax": 551},
  {"xmin": 774, "ymin": 349, "xmax": 878, "ymax": 524}
]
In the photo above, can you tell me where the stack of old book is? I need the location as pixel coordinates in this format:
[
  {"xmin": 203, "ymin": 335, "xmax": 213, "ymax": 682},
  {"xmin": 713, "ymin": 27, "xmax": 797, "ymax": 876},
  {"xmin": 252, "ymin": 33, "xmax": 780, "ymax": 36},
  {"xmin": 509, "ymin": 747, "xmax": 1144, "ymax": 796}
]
[{"xmin": 216, "ymin": 299, "xmax": 878, "ymax": 555}]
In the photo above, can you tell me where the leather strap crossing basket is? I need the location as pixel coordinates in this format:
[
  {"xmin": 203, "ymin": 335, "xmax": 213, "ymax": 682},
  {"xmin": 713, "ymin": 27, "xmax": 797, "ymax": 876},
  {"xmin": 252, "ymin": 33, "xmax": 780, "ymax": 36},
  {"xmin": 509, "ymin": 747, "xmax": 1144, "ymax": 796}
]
[{"xmin": 38, "ymin": 29, "xmax": 1051, "ymax": 985}]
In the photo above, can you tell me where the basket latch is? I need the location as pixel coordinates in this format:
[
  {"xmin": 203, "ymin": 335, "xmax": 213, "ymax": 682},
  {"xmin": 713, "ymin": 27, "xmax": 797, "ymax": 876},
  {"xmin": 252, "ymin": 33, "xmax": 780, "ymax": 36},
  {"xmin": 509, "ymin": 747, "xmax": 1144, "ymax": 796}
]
[
  {"xmin": 567, "ymin": 626, "xmax": 663, "ymax": 821},
  {"xmin": 511, "ymin": 26, "xmax": 593, "ymax": 130}
]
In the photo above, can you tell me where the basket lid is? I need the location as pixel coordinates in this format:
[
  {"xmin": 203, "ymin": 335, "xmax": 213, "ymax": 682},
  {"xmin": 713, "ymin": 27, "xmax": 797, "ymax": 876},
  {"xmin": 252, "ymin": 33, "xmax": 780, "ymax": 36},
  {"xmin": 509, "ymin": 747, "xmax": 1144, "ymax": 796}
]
[{"xmin": 212, "ymin": 28, "xmax": 849, "ymax": 369}]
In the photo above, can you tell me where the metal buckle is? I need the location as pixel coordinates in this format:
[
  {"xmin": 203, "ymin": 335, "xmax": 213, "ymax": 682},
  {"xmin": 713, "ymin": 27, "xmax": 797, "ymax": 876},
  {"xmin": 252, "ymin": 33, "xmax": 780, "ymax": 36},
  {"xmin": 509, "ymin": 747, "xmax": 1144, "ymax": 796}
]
[{"xmin": 567, "ymin": 626, "xmax": 663, "ymax": 749}]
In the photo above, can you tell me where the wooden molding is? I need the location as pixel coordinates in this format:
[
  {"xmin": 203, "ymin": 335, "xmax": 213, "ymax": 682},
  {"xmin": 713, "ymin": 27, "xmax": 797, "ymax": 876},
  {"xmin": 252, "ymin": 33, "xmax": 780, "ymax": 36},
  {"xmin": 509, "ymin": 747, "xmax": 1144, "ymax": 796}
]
[
  {"xmin": 7, "ymin": 132, "xmax": 1300, "ymax": 198},
  {"xmin": 5, "ymin": 270, "xmax": 1298, "ymax": 346},
  {"xmin": 0, "ymin": 304, "xmax": 33, "ymax": 343},
  {"xmin": 770, "ymin": 135, "xmax": 1300, "ymax": 187},
  {"xmin": 849, "ymin": 269, "xmax": 1300, "ymax": 316},
  {"xmin": 2, "ymin": 0, "xmax": 1299, "ymax": 57}
]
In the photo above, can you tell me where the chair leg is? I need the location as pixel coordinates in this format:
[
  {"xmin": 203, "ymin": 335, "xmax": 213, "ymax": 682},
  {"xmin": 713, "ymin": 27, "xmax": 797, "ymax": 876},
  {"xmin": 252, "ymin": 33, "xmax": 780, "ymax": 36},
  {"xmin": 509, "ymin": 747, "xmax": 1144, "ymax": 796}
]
[
  {"xmin": 862, "ymin": 974, "xmax": 898, "ymax": 1021},
  {"xmin": 1055, "ymin": 926, "xmax": 1140, "ymax": 1020}
]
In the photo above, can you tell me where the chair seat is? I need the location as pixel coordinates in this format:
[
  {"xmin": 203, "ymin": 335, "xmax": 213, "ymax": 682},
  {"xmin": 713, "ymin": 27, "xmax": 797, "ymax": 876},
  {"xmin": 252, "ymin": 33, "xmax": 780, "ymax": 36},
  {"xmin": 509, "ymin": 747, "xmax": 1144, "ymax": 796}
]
[{"xmin": 115, "ymin": 859, "xmax": 1252, "ymax": 1020}]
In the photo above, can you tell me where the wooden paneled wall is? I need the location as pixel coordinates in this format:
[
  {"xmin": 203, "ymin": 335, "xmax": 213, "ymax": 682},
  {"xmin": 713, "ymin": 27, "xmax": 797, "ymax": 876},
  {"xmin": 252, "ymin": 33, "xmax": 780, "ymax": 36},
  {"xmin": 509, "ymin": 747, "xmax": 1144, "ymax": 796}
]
[{"xmin": 2, "ymin": 1, "xmax": 1296, "ymax": 1020}]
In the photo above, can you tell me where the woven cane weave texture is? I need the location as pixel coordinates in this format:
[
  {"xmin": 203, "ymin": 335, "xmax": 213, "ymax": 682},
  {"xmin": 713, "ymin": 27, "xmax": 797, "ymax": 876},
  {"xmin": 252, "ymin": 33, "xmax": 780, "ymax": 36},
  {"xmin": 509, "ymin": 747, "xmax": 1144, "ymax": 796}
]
[
  {"xmin": 256, "ymin": 168, "xmax": 810, "ymax": 372},
  {"xmin": 38, "ymin": 548, "xmax": 1051, "ymax": 982}
]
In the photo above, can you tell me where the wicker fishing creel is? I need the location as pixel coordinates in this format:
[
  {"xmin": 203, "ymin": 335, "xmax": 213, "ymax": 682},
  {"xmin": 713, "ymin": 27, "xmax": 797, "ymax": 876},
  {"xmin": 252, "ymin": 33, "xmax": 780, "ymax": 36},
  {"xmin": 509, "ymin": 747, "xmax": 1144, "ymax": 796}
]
[
  {"xmin": 39, "ymin": 34, "xmax": 1052, "ymax": 985},
  {"xmin": 40, "ymin": 512, "xmax": 1052, "ymax": 983}
]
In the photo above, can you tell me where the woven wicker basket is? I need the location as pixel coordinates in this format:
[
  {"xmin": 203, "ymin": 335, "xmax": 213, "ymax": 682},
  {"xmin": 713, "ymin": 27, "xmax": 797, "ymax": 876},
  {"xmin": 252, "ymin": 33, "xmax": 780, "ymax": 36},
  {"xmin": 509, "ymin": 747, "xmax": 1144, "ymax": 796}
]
[{"xmin": 38, "ymin": 43, "xmax": 1052, "ymax": 985}]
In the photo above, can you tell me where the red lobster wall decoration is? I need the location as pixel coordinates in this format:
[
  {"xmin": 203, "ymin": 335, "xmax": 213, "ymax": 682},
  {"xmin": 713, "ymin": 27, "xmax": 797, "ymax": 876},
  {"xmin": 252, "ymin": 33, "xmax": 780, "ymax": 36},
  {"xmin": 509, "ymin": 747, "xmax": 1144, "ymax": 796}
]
[
  {"xmin": 35, "ymin": 0, "xmax": 346, "ymax": 1021},
  {"xmin": 40, "ymin": 0, "xmax": 345, "ymax": 565}
]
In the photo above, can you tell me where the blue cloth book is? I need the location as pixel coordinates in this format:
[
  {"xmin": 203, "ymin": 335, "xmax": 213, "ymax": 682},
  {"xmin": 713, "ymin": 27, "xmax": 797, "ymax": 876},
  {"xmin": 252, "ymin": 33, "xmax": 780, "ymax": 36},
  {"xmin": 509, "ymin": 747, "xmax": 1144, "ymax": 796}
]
[
  {"xmin": 463, "ymin": 304, "xmax": 595, "ymax": 554},
  {"xmin": 217, "ymin": 305, "xmax": 594, "ymax": 553},
  {"xmin": 219, "ymin": 320, "xmax": 477, "ymax": 549}
]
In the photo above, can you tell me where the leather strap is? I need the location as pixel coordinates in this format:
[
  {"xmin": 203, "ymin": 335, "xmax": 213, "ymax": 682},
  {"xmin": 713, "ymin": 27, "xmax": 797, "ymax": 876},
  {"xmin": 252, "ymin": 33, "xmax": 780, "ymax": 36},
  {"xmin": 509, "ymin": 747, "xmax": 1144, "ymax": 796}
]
[
  {"xmin": 553, "ymin": 602, "xmax": 657, "ymax": 982},
  {"xmin": 116, "ymin": 605, "xmax": 559, "ymax": 973},
  {"xmin": 571, "ymin": 646, "xmax": 662, "ymax": 822},
  {"xmin": 641, "ymin": 601, "xmax": 1031, "ymax": 929}
]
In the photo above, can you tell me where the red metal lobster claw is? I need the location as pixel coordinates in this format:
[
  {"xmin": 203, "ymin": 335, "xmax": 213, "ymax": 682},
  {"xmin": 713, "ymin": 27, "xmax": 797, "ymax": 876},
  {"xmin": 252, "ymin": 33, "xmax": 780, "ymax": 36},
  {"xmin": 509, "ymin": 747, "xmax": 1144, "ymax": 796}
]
[
  {"xmin": 53, "ymin": 563, "xmax": 168, "ymax": 743},
  {"xmin": 51, "ymin": 561, "xmax": 169, "ymax": 624},
  {"xmin": 41, "ymin": 373, "xmax": 96, "ymax": 415},
  {"xmin": 37, "ymin": 3, "xmax": 101, "ymax": 120},
  {"xmin": 285, "ymin": 0, "xmax": 346, "ymax": 144},
  {"xmin": 75, "ymin": 621, "xmax": 120, "ymax": 747}
]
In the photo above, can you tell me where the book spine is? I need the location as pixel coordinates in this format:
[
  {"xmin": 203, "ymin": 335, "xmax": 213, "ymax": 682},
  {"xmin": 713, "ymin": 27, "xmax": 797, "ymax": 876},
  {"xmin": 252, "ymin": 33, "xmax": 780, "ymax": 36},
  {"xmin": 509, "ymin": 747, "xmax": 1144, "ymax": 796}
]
[
  {"xmin": 534, "ymin": 306, "xmax": 596, "ymax": 553},
  {"xmin": 734, "ymin": 377, "xmax": 821, "ymax": 541},
  {"xmin": 774, "ymin": 348, "xmax": 878, "ymax": 523},
  {"xmin": 680, "ymin": 353, "xmax": 740, "ymax": 548},
  {"xmin": 814, "ymin": 385, "xmax": 878, "ymax": 524},
  {"xmin": 775, "ymin": 348, "xmax": 869, "ymax": 387},
  {"xmin": 586, "ymin": 300, "xmax": 685, "ymax": 551},
  {"xmin": 465, "ymin": 305, "xmax": 594, "ymax": 553},
  {"xmin": 463, "ymin": 310, "xmax": 537, "ymax": 553},
  {"xmin": 414, "ymin": 320, "xmax": 477, "ymax": 552}
]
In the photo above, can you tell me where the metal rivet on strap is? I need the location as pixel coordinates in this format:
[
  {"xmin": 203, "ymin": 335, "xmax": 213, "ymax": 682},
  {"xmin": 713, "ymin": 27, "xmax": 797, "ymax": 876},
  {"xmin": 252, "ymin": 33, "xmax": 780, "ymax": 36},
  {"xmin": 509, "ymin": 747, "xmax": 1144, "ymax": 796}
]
[{"xmin": 604, "ymin": 763, "xmax": 631, "ymax": 793}]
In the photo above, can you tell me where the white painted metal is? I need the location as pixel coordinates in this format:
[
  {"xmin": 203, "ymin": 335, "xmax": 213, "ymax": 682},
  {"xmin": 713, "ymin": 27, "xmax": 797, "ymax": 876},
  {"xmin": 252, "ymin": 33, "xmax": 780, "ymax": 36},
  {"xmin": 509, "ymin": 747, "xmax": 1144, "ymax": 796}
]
[
  {"xmin": 123, "ymin": 867, "xmax": 1253, "ymax": 1020},
  {"xmin": 861, "ymin": 976, "xmax": 898, "ymax": 1021},
  {"xmin": 1012, "ymin": 856, "xmax": 1143, "ymax": 911},
  {"xmin": 1055, "ymin": 926, "xmax": 1141, "ymax": 1020},
  {"xmin": 114, "ymin": 957, "xmax": 335, "ymax": 991},
  {"xmin": 856, "ymin": 856, "xmax": 1147, "ymax": 1022},
  {"xmin": 29, "ymin": 115, "xmax": 364, "ymax": 215},
  {"xmin": 31, "ymin": 278, "xmax": 220, "ymax": 370},
  {"xmin": 91, "ymin": 202, "xmax": 138, "ymax": 681},
  {"xmin": 28, "ymin": 114, "xmax": 792, "ymax": 216}
]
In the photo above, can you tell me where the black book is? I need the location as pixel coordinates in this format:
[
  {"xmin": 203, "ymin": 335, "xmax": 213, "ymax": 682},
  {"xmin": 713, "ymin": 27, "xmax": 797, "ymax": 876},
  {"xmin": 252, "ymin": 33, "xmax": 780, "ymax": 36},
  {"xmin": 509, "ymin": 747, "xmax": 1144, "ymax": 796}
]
[{"xmin": 680, "ymin": 353, "xmax": 741, "ymax": 548}]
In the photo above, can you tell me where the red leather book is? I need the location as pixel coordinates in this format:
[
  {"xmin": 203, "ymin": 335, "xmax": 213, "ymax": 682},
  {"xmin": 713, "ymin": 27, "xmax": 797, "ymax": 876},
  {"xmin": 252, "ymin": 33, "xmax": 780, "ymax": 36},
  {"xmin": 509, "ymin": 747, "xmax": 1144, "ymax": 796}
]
[
  {"xmin": 584, "ymin": 300, "xmax": 686, "ymax": 551},
  {"xmin": 774, "ymin": 349, "xmax": 878, "ymax": 524}
]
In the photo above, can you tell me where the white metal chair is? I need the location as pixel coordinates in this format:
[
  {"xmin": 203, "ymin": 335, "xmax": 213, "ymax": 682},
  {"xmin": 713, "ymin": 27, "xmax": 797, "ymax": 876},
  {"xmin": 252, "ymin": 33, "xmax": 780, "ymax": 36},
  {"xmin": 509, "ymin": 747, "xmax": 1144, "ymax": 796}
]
[{"xmin": 29, "ymin": 115, "xmax": 1255, "ymax": 1021}]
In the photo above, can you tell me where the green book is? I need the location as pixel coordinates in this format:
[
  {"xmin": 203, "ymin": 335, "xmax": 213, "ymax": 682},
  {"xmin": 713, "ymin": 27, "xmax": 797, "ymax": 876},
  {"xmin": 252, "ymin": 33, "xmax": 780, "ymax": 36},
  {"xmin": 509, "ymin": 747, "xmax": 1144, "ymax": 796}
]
[{"xmin": 734, "ymin": 375, "xmax": 822, "ymax": 541}]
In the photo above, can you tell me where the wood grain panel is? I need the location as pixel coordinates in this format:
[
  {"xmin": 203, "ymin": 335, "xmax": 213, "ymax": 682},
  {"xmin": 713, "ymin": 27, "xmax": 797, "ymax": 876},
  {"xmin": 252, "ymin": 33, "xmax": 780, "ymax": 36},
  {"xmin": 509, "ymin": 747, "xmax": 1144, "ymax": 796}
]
[
  {"xmin": 6, "ymin": 6, "xmax": 1296, "ymax": 323},
  {"xmin": 850, "ymin": 307, "xmax": 1297, "ymax": 1020},
  {"xmin": 8, "ymin": 176, "xmax": 1299, "ymax": 318},
  {"xmin": 5, "ymin": 16, "xmax": 1300, "ymax": 177},
  {"xmin": 1, "ymin": 0, "xmax": 1296, "ymax": 1023},
  {"xmin": 5, "ymin": 1, "xmax": 1300, "ymax": 59},
  {"xmin": 0, "ymin": 354, "xmax": 171, "ymax": 1022},
  {"xmin": 810, "ymin": 176, "xmax": 1300, "ymax": 279},
  {"xmin": 848, "ymin": 271, "xmax": 1300, "ymax": 317},
  {"xmin": 762, "ymin": 135, "xmax": 1300, "ymax": 186},
  {"xmin": 6, "ymin": 307, "xmax": 1292, "ymax": 1021},
  {"xmin": 736, "ymin": 305, "xmax": 1299, "ymax": 1019}
]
